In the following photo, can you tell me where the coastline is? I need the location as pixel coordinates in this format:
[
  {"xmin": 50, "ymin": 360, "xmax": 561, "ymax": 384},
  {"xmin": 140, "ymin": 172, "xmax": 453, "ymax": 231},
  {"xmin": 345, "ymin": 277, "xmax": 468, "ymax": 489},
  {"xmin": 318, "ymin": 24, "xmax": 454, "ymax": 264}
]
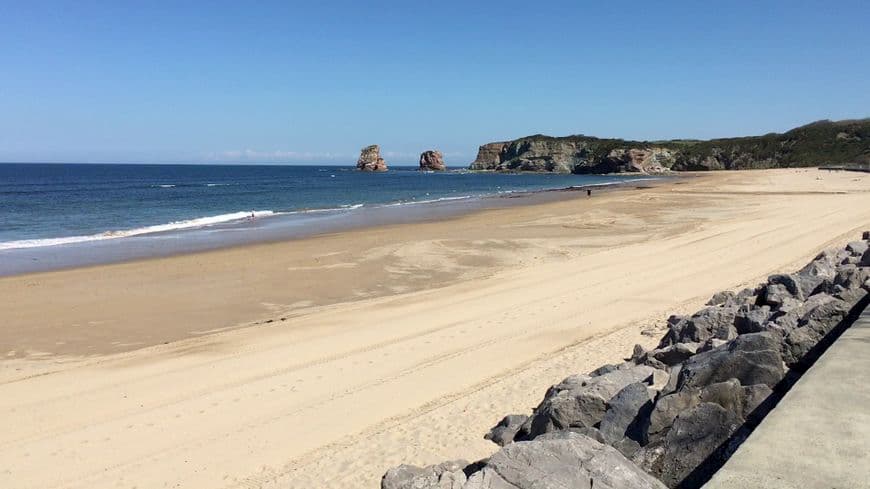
[
  {"xmin": 0, "ymin": 173, "xmax": 670, "ymax": 277},
  {"xmin": 2, "ymin": 168, "xmax": 869, "ymax": 489}
]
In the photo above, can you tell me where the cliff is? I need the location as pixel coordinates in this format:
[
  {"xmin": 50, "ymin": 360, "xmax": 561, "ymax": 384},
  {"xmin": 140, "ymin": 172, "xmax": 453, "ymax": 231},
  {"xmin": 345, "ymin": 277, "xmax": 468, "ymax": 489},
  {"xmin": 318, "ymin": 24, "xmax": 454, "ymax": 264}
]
[{"xmin": 470, "ymin": 119, "xmax": 870, "ymax": 174}]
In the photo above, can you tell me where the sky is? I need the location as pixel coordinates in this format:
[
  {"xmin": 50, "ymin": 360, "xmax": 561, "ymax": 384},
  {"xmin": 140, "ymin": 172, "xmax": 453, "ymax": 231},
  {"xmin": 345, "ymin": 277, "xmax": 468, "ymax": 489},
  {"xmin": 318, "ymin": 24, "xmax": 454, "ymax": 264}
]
[{"xmin": 0, "ymin": 1, "xmax": 868, "ymax": 165}]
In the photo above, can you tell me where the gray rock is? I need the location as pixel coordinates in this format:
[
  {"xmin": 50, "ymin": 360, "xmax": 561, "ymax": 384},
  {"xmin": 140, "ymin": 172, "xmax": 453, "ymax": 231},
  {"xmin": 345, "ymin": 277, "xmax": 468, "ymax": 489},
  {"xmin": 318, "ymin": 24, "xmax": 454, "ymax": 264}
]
[
  {"xmin": 662, "ymin": 306, "xmax": 738, "ymax": 346},
  {"xmin": 527, "ymin": 366, "xmax": 655, "ymax": 438},
  {"xmin": 797, "ymin": 296, "xmax": 851, "ymax": 333},
  {"xmin": 698, "ymin": 379, "xmax": 744, "ymax": 416},
  {"xmin": 382, "ymin": 460, "xmax": 468, "ymax": 489},
  {"xmin": 834, "ymin": 264, "xmax": 870, "ymax": 292},
  {"xmin": 484, "ymin": 415, "xmax": 529, "ymax": 447},
  {"xmin": 767, "ymin": 274, "xmax": 802, "ymax": 299},
  {"xmin": 741, "ymin": 384, "xmax": 774, "ymax": 421},
  {"xmin": 760, "ymin": 282, "xmax": 795, "ymax": 308},
  {"xmin": 734, "ymin": 304, "xmax": 771, "ymax": 333},
  {"xmin": 648, "ymin": 403, "xmax": 743, "ymax": 488},
  {"xmin": 537, "ymin": 426, "xmax": 606, "ymax": 443},
  {"xmin": 643, "ymin": 379, "xmax": 752, "ymax": 446},
  {"xmin": 463, "ymin": 434, "xmax": 668, "ymax": 489},
  {"xmin": 643, "ymin": 389, "xmax": 701, "ymax": 445},
  {"xmin": 589, "ymin": 364, "xmax": 619, "ymax": 377},
  {"xmin": 599, "ymin": 382, "xmax": 654, "ymax": 444},
  {"xmin": 647, "ymin": 343, "xmax": 700, "ymax": 366},
  {"xmin": 648, "ymin": 368, "xmax": 671, "ymax": 391},
  {"xmin": 735, "ymin": 287, "xmax": 759, "ymax": 305},
  {"xmin": 676, "ymin": 333, "xmax": 785, "ymax": 391},
  {"xmin": 659, "ymin": 364, "xmax": 682, "ymax": 397},
  {"xmin": 698, "ymin": 338, "xmax": 728, "ymax": 353},
  {"xmin": 863, "ymin": 230, "xmax": 870, "ymax": 240},
  {"xmin": 795, "ymin": 250, "xmax": 840, "ymax": 297},
  {"xmin": 613, "ymin": 436, "xmax": 642, "ymax": 459},
  {"xmin": 781, "ymin": 296, "xmax": 851, "ymax": 367},
  {"xmin": 846, "ymin": 240, "xmax": 869, "ymax": 256},
  {"xmin": 706, "ymin": 290, "xmax": 735, "ymax": 306}
]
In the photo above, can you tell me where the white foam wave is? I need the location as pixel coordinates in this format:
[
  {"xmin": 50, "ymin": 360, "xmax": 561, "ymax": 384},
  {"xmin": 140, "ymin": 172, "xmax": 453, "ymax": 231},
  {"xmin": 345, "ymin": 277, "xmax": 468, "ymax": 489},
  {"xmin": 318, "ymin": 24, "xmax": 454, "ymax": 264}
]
[
  {"xmin": 384, "ymin": 195, "xmax": 473, "ymax": 207},
  {"xmin": 0, "ymin": 210, "xmax": 276, "ymax": 251},
  {"xmin": 154, "ymin": 184, "xmax": 176, "ymax": 188}
]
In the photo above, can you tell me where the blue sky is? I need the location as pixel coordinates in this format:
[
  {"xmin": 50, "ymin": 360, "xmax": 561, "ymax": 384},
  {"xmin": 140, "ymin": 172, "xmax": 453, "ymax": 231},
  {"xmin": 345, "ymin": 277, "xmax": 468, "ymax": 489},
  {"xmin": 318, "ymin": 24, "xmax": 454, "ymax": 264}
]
[{"xmin": 1, "ymin": 1, "xmax": 868, "ymax": 164}]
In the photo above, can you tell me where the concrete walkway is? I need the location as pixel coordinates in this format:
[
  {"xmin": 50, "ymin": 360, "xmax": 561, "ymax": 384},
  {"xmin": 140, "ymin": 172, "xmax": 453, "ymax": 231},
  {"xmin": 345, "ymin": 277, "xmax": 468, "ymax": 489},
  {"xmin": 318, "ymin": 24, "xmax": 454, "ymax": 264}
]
[{"xmin": 705, "ymin": 302, "xmax": 870, "ymax": 489}]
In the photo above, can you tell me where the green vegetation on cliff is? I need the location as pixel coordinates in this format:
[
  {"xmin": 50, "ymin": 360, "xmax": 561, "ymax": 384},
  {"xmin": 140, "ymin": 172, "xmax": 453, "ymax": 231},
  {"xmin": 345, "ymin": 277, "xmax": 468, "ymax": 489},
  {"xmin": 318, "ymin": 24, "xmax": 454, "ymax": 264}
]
[{"xmin": 470, "ymin": 119, "xmax": 870, "ymax": 173}]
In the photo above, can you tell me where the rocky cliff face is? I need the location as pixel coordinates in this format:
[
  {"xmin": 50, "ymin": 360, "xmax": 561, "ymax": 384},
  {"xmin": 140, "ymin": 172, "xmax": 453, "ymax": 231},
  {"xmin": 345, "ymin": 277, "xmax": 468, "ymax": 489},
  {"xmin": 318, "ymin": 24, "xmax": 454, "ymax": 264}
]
[
  {"xmin": 470, "ymin": 142, "xmax": 509, "ymax": 170},
  {"xmin": 469, "ymin": 119, "xmax": 870, "ymax": 174},
  {"xmin": 419, "ymin": 150, "xmax": 446, "ymax": 171},
  {"xmin": 470, "ymin": 137, "xmax": 675, "ymax": 174},
  {"xmin": 357, "ymin": 145, "xmax": 388, "ymax": 171}
]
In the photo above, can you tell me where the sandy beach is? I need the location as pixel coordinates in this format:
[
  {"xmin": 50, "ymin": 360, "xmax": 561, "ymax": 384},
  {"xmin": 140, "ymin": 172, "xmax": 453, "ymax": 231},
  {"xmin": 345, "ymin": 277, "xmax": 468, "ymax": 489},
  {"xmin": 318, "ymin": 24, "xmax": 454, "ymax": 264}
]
[{"xmin": 2, "ymin": 168, "xmax": 869, "ymax": 489}]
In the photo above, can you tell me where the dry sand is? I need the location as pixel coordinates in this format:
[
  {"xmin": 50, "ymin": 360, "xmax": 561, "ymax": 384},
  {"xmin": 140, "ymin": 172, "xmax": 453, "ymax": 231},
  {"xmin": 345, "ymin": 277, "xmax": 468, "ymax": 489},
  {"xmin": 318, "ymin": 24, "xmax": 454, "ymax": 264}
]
[{"xmin": 1, "ymin": 168, "xmax": 868, "ymax": 488}]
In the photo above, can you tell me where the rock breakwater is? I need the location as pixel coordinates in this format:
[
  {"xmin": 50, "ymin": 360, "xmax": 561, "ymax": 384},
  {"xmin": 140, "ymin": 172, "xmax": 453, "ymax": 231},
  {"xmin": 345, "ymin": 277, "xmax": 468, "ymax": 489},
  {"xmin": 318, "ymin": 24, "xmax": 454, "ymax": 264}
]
[{"xmin": 383, "ymin": 233, "xmax": 870, "ymax": 489}]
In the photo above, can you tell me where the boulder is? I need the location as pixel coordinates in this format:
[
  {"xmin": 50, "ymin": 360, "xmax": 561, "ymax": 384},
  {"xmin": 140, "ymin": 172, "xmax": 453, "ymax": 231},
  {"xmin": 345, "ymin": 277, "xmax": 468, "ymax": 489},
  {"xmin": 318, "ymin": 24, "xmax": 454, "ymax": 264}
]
[
  {"xmin": 676, "ymin": 333, "xmax": 785, "ymax": 391},
  {"xmin": 698, "ymin": 379, "xmax": 744, "ymax": 416},
  {"xmin": 643, "ymin": 379, "xmax": 760, "ymax": 446},
  {"xmin": 526, "ymin": 366, "xmax": 655, "ymax": 438},
  {"xmin": 463, "ymin": 433, "xmax": 668, "ymax": 489},
  {"xmin": 846, "ymin": 240, "xmax": 869, "ymax": 256},
  {"xmin": 706, "ymin": 290, "xmax": 735, "ymax": 306},
  {"xmin": 537, "ymin": 426, "xmax": 606, "ymax": 443},
  {"xmin": 643, "ymin": 389, "xmax": 701, "ymax": 445},
  {"xmin": 419, "ymin": 150, "xmax": 447, "ymax": 171},
  {"xmin": 357, "ymin": 144, "xmax": 388, "ymax": 171},
  {"xmin": 781, "ymin": 296, "xmax": 851, "ymax": 367},
  {"xmin": 599, "ymin": 382, "xmax": 654, "ymax": 444},
  {"xmin": 484, "ymin": 415, "xmax": 528, "ymax": 447},
  {"xmin": 834, "ymin": 264, "xmax": 870, "ymax": 292},
  {"xmin": 734, "ymin": 305, "xmax": 771, "ymax": 333},
  {"xmin": 382, "ymin": 460, "xmax": 468, "ymax": 489},
  {"xmin": 766, "ymin": 274, "xmax": 802, "ymax": 300},
  {"xmin": 760, "ymin": 282, "xmax": 796, "ymax": 308},
  {"xmin": 643, "ymin": 403, "xmax": 743, "ymax": 488},
  {"xmin": 794, "ymin": 250, "xmax": 841, "ymax": 297},
  {"xmin": 863, "ymin": 248, "xmax": 870, "ymax": 267},
  {"xmin": 741, "ymin": 384, "xmax": 774, "ymax": 421},
  {"xmin": 645, "ymin": 343, "xmax": 700, "ymax": 366},
  {"xmin": 660, "ymin": 306, "xmax": 738, "ymax": 346}
]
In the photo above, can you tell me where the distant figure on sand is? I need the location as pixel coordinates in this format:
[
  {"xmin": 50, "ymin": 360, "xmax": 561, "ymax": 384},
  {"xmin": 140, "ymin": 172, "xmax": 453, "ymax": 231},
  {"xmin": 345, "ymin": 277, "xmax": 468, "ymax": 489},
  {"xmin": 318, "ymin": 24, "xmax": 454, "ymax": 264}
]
[
  {"xmin": 249, "ymin": 211, "xmax": 255, "ymax": 220},
  {"xmin": 587, "ymin": 189, "xmax": 592, "ymax": 197}
]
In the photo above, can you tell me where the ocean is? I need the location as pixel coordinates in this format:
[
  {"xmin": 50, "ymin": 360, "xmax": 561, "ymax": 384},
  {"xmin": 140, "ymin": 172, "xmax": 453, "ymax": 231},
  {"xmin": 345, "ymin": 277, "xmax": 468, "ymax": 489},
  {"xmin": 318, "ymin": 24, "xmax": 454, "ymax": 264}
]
[{"xmin": 0, "ymin": 163, "xmax": 659, "ymax": 274}]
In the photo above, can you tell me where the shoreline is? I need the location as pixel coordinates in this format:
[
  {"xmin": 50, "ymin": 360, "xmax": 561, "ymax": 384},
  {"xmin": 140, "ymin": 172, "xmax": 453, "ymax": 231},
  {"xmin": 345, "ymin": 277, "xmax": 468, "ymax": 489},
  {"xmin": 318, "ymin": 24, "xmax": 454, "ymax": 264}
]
[{"xmin": 0, "ymin": 174, "xmax": 672, "ymax": 277}]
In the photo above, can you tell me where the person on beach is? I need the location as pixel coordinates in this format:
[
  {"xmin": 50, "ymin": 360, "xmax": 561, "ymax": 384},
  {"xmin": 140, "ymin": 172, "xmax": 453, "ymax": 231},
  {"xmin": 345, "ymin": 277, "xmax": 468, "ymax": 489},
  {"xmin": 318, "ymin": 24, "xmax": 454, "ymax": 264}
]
[{"xmin": 587, "ymin": 189, "xmax": 591, "ymax": 197}]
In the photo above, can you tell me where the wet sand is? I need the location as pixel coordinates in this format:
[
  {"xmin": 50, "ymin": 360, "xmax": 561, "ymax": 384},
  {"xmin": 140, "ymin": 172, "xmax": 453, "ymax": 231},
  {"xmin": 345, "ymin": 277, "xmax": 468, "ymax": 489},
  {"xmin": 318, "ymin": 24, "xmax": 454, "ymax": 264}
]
[{"xmin": 1, "ymin": 168, "xmax": 869, "ymax": 489}]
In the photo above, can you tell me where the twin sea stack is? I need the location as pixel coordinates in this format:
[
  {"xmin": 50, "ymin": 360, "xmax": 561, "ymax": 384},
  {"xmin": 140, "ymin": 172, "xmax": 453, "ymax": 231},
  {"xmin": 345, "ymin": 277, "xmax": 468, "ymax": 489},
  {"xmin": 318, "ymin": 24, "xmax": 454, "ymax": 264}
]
[{"xmin": 356, "ymin": 146, "xmax": 448, "ymax": 172}]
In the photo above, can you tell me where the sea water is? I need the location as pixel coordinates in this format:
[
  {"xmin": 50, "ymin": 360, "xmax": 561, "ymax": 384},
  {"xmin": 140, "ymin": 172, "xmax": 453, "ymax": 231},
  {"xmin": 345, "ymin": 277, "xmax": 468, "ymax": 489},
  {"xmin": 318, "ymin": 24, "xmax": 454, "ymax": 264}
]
[{"xmin": 0, "ymin": 163, "xmax": 660, "ymax": 274}]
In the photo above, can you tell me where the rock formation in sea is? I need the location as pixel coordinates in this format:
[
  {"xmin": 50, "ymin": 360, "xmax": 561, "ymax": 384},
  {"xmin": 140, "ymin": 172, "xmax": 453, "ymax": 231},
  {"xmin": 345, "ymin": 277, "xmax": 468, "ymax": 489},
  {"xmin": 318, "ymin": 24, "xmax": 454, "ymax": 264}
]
[
  {"xmin": 357, "ymin": 145, "xmax": 388, "ymax": 171},
  {"xmin": 419, "ymin": 150, "xmax": 446, "ymax": 171},
  {"xmin": 469, "ymin": 118, "xmax": 870, "ymax": 174},
  {"xmin": 382, "ymin": 232, "xmax": 870, "ymax": 489}
]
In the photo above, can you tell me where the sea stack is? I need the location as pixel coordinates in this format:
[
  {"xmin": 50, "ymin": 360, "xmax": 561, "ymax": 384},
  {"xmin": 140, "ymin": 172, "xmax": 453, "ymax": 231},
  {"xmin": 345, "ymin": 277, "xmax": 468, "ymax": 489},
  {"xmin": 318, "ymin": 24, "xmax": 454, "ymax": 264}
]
[
  {"xmin": 356, "ymin": 144, "xmax": 388, "ymax": 171},
  {"xmin": 419, "ymin": 150, "xmax": 446, "ymax": 171}
]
